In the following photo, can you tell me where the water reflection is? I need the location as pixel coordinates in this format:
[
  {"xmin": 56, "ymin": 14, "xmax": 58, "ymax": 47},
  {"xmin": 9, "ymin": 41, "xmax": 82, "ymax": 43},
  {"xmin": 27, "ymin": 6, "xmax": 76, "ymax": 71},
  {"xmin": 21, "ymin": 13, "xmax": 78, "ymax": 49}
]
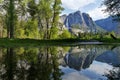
[
  {"xmin": 64, "ymin": 46, "xmax": 96, "ymax": 70},
  {"xmin": 64, "ymin": 45, "xmax": 120, "ymax": 70},
  {"xmin": 0, "ymin": 45, "xmax": 120, "ymax": 80},
  {"xmin": 105, "ymin": 66, "xmax": 120, "ymax": 80},
  {"xmin": 63, "ymin": 45, "xmax": 120, "ymax": 80},
  {"xmin": 0, "ymin": 47, "xmax": 64, "ymax": 80}
]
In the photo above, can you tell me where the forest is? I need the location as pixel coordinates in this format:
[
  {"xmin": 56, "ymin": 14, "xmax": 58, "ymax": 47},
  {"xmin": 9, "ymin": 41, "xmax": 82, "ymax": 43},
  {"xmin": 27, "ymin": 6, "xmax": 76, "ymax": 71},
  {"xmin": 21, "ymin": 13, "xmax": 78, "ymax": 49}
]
[{"xmin": 0, "ymin": 0, "xmax": 74, "ymax": 40}]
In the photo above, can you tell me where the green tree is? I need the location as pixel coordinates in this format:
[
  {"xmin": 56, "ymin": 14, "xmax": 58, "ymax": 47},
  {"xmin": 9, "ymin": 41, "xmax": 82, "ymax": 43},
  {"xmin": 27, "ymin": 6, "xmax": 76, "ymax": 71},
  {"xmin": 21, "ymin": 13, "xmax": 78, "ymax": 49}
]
[
  {"xmin": 14, "ymin": 20, "xmax": 26, "ymax": 38},
  {"xmin": 6, "ymin": 0, "xmax": 15, "ymax": 38},
  {"xmin": 24, "ymin": 19, "xmax": 38, "ymax": 39},
  {"xmin": 38, "ymin": 0, "xmax": 53, "ymax": 39},
  {"xmin": 103, "ymin": 0, "xmax": 120, "ymax": 21},
  {"xmin": 27, "ymin": 0, "xmax": 37, "ymax": 20},
  {"xmin": 36, "ymin": 0, "xmax": 63, "ymax": 39},
  {"xmin": 0, "ymin": 13, "xmax": 4, "ymax": 38},
  {"xmin": 50, "ymin": 26, "xmax": 59, "ymax": 39},
  {"xmin": 52, "ymin": 0, "xmax": 64, "ymax": 27},
  {"xmin": 0, "ymin": 0, "xmax": 29, "ymax": 38},
  {"xmin": 59, "ymin": 30, "xmax": 71, "ymax": 39},
  {"xmin": 0, "ymin": 0, "xmax": 63, "ymax": 39}
]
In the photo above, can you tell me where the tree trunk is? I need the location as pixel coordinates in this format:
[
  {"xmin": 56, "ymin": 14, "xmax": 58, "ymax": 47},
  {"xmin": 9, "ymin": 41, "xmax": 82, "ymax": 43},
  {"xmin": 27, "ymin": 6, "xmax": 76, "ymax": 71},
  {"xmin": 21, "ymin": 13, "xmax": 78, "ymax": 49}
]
[
  {"xmin": 0, "ymin": 18, "xmax": 2, "ymax": 37},
  {"xmin": 7, "ymin": 0, "xmax": 15, "ymax": 38}
]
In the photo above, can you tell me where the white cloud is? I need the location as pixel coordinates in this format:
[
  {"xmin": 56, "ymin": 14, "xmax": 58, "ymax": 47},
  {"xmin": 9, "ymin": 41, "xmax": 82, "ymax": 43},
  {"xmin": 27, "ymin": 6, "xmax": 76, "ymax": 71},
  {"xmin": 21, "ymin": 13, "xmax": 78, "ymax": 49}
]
[
  {"xmin": 61, "ymin": 0, "xmax": 109, "ymax": 20},
  {"xmin": 62, "ymin": 0, "xmax": 96, "ymax": 10},
  {"xmin": 87, "ymin": 6, "xmax": 109, "ymax": 20}
]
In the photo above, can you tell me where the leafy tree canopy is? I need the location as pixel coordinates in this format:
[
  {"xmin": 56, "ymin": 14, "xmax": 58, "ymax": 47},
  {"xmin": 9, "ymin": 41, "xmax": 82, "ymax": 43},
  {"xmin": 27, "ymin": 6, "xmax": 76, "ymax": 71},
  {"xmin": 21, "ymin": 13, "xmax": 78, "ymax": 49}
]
[{"xmin": 103, "ymin": 0, "xmax": 120, "ymax": 21}]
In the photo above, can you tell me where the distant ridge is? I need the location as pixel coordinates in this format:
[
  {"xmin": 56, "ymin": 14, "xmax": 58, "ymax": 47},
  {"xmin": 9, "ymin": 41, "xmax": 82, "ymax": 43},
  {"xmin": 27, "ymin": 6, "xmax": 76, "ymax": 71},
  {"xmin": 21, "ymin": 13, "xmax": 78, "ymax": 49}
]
[{"xmin": 95, "ymin": 16, "xmax": 119, "ymax": 32}]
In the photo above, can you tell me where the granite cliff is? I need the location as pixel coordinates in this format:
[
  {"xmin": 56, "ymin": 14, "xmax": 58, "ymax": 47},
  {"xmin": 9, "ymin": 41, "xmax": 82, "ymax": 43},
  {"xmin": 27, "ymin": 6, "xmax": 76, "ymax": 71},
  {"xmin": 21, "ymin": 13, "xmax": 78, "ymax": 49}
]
[{"xmin": 60, "ymin": 11, "xmax": 106, "ymax": 36}]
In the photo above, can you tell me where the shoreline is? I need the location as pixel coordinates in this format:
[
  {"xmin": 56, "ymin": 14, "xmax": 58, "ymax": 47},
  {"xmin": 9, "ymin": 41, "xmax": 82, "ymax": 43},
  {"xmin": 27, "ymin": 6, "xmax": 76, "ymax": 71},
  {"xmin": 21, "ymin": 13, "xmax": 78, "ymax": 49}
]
[
  {"xmin": 0, "ymin": 38, "xmax": 120, "ymax": 47},
  {"xmin": 78, "ymin": 42, "xmax": 103, "ymax": 45}
]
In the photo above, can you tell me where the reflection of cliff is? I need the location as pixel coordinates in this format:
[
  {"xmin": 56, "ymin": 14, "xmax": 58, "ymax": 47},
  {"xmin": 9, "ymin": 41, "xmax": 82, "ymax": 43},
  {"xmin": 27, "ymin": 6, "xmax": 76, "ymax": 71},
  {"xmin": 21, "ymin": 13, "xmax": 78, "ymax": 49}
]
[
  {"xmin": 95, "ymin": 46, "xmax": 120, "ymax": 67},
  {"xmin": 63, "ymin": 45, "xmax": 114, "ymax": 70},
  {"xmin": 113, "ymin": 46, "xmax": 120, "ymax": 61},
  {"xmin": 64, "ymin": 46, "xmax": 96, "ymax": 70},
  {"xmin": 96, "ymin": 51, "xmax": 120, "ymax": 66}
]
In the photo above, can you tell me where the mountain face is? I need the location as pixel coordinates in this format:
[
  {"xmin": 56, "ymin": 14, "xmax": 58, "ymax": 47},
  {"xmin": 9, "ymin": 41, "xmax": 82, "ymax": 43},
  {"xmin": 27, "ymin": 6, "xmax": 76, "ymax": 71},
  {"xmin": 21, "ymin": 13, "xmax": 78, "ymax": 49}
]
[
  {"xmin": 61, "ymin": 11, "xmax": 106, "ymax": 35},
  {"xmin": 95, "ymin": 16, "xmax": 119, "ymax": 32},
  {"xmin": 59, "ymin": 14, "xmax": 67, "ymax": 24}
]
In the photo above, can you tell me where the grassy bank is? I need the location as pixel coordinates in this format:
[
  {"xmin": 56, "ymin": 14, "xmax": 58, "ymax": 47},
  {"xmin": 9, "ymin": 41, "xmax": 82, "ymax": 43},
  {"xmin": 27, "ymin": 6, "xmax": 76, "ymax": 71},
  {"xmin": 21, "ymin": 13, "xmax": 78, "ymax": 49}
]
[
  {"xmin": 96, "ymin": 38, "xmax": 120, "ymax": 43},
  {"xmin": 0, "ymin": 38, "xmax": 120, "ymax": 47},
  {"xmin": 0, "ymin": 38, "xmax": 82, "ymax": 47}
]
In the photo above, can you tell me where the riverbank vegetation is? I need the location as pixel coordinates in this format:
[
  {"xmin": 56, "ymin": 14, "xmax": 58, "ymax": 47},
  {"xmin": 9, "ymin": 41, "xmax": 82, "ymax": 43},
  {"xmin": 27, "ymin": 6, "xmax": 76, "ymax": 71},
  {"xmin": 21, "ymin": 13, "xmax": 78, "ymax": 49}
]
[{"xmin": 0, "ymin": 37, "xmax": 120, "ymax": 47}]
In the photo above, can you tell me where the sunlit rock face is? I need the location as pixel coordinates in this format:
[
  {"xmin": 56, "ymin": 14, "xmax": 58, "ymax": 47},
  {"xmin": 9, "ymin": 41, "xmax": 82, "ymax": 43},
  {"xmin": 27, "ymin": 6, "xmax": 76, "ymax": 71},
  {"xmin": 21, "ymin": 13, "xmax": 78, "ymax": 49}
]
[
  {"xmin": 59, "ymin": 14, "xmax": 68, "ymax": 32},
  {"xmin": 63, "ymin": 11, "xmax": 106, "ymax": 35},
  {"xmin": 59, "ymin": 14, "xmax": 67, "ymax": 24},
  {"xmin": 64, "ymin": 11, "xmax": 83, "ymax": 29},
  {"xmin": 64, "ymin": 11, "xmax": 91, "ymax": 34}
]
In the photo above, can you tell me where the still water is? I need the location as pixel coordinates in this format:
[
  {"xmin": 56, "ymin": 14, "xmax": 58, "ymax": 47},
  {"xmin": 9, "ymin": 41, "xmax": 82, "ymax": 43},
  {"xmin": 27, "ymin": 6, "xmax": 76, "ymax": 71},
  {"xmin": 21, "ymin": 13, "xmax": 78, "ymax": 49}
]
[{"xmin": 0, "ymin": 45, "xmax": 120, "ymax": 80}]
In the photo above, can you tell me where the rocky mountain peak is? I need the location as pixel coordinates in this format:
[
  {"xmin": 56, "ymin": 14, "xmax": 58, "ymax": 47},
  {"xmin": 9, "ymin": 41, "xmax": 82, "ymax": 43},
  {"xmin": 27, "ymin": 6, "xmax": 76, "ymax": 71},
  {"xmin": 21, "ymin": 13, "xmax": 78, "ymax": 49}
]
[
  {"xmin": 59, "ymin": 10, "xmax": 106, "ymax": 36},
  {"xmin": 62, "ymin": 11, "xmax": 106, "ymax": 35}
]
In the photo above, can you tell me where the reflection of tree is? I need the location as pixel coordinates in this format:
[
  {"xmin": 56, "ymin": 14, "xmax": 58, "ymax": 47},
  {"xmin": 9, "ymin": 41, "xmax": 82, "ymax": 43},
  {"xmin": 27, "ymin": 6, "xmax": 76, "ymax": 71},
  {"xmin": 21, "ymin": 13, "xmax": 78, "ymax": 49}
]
[
  {"xmin": 106, "ymin": 67, "xmax": 120, "ymax": 80},
  {"xmin": 26, "ymin": 47, "xmax": 52, "ymax": 80},
  {"xmin": 0, "ymin": 47, "xmax": 63, "ymax": 80},
  {"xmin": 1, "ymin": 48, "xmax": 17, "ymax": 80},
  {"xmin": 50, "ymin": 47, "xmax": 63, "ymax": 80}
]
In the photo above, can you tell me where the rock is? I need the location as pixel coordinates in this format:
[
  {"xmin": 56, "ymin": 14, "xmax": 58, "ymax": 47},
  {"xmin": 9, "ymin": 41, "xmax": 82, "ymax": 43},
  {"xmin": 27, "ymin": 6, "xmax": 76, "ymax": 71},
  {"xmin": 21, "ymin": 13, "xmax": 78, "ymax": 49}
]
[
  {"xmin": 62, "ymin": 11, "xmax": 106, "ymax": 35},
  {"xmin": 59, "ymin": 14, "xmax": 67, "ymax": 24}
]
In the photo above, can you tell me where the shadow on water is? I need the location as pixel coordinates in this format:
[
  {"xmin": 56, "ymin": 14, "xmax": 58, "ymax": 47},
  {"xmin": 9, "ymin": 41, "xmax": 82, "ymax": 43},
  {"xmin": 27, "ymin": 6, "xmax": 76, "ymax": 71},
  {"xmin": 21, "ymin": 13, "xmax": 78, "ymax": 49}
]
[{"xmin": 0, "ymin": 45, "xmax": 120, "ymax": 80}]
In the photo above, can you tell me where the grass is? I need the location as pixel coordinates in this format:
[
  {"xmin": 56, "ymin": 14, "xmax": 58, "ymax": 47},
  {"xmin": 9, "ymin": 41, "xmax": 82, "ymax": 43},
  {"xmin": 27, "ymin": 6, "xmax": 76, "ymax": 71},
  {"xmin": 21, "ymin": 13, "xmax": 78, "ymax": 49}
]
[
  {"xmin": 0, "ymin": 38, "xmax": 82, "ymax": 47},
  {"xmin": 96, "ymin": 38, "xmax": 120, "ymax": 43},
  {"xmin": 0, "ymin": 38, "xmax": 120, "ymax": 47}
]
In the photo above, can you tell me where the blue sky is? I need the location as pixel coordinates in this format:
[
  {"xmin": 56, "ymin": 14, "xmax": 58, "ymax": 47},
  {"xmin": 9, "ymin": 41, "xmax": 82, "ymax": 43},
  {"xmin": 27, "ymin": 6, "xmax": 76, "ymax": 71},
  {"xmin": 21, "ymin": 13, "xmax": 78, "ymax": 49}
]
[{"xmin": 61, "ymin": 0, "xmax": 109, "ymax": 21}]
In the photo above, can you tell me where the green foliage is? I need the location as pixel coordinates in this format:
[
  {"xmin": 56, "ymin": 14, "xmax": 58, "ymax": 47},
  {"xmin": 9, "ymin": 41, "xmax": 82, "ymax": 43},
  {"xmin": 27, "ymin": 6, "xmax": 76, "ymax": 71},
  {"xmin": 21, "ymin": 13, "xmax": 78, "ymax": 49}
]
[
  {"xmin": 14, "ymin": 20, "xmax": 25, "ymax": 38},
  {"xmin": 24, "ymin": 48, "xmax": 38, "ymax": 62},
  {"xmin": 59, "ymin": 30, "xmax": 71, "ymax": 39},
  {"xmin": 0, "ymin": 0, "xmax": 2, "ymax": 3},
  {"xmin": 0, "ymin": 0, "xmax": 64, "ymax": 40},
  {"xmin": 3, "ymin": 29, "xmax": 7, "ymax": 37},
  {"xmin": 50, "ymin": 26, "xmax": 59, "ymax": 39},
  {"xmin": 36, "ymin": 0, "xmax": 63, "ymax": 39},
  {"xmin": 27, "ymin": 0, "xmax": 38, "ymax": 19},
  {"xmin": 62, "ymin": 47, "xmax": 70, "ymax": 52},
  {"xmin": 78, "ymin": 32, "xmax": 113, "ymax": 40},
  {"xmin": 14, "ymin": 47, "xmax": 25, "ymax": 55},
  {"xmin": 103, "ymin": 0, "xmax": 120, "ymax": 21},
  {"xmin": 24, "ymin": 19, "xmax": 38, "ymax": 39},
  {"xmin": 39, "ymin": 29, "xmax": 44, "ymax": 39},
  {"xmin": 52, "ymin": 0, "xmax": 64, "ymax": 27}
]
